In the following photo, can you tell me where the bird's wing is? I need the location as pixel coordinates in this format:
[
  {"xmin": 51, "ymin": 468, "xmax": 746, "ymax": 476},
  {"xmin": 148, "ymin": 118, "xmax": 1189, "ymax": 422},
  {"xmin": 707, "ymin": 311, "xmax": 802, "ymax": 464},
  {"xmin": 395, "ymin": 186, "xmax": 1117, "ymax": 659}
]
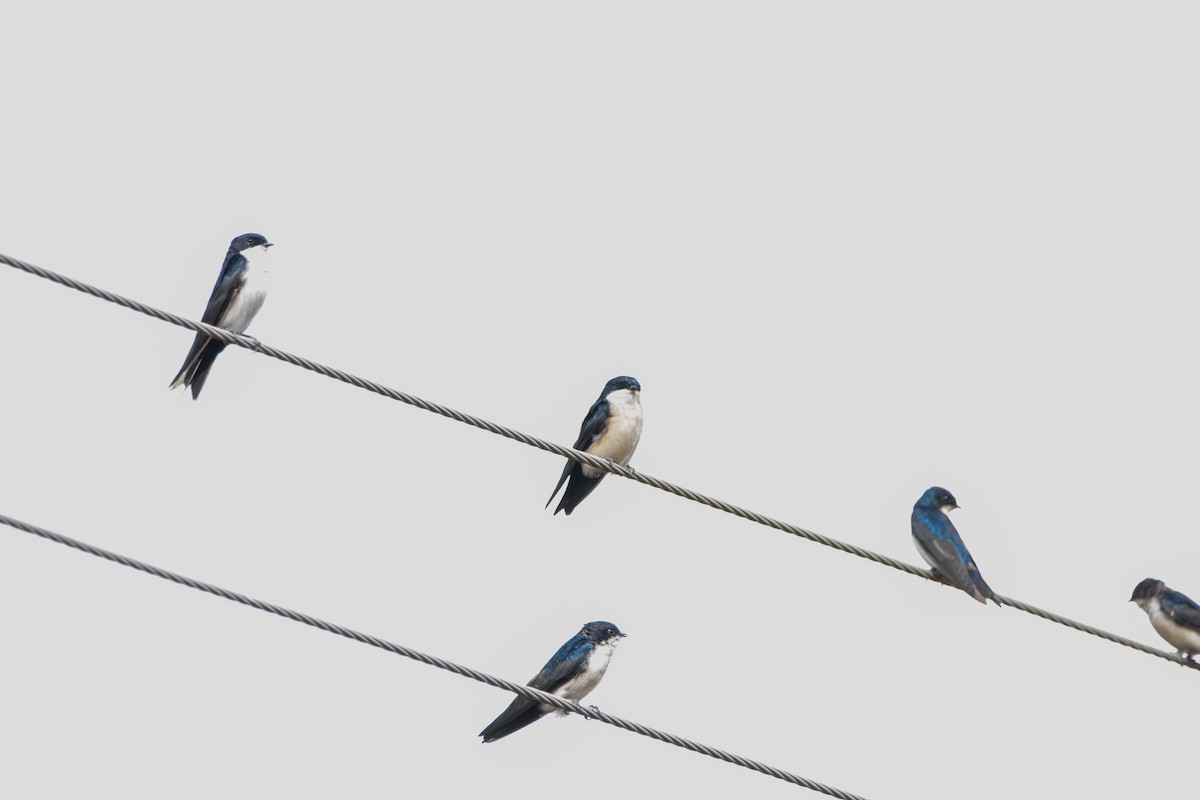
[
  {"xmin": 478, "ymin": 638, "xmax": 593, "ymax": 741},
  {"xmin": 198, "ymin": 253, "xmax": 248, "ymax": 326},
  {"xmin": 1161, "ymin": 590, "xmax": 1200, "ymax": 632},
  {"xmin": 527, "ymin": 637, "xmax": 593, "ymax": 692},
  {"xmin": 571, "ymin": 398, "xmax": 611, "ymax": 451},
  {"xmin": 546, "ymin": 398, "xmax": 610, "ymax": 506},
  {"xmin": 912, "ymin": 517, "xmax": 977, "ymax": 592}
]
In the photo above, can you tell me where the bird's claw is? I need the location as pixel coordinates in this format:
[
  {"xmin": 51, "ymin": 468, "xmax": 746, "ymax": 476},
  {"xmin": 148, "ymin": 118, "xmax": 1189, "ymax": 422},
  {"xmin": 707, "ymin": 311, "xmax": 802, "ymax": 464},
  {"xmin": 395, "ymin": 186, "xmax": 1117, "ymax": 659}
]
[
  {"xmin": 240, "ymin": 333, "xmax": 262, "ymax": 352},
  {"xmin": 605, "ymin": 458, "xmax": 635, "ymax": 476},
  {"xmin": 928, "ymin": 567, "xmax": 952, "ymax": 586},
  {"xmin": 584, "ymin": 704, "xmax": 601, "ymax": 719}
]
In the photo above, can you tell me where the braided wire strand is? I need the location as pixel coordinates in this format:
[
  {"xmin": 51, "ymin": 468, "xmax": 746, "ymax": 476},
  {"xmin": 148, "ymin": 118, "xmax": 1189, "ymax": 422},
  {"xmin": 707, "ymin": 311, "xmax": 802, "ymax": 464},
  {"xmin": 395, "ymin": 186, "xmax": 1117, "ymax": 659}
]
[
  {"xmin": 0, "ymin": 512, "xmax": 868, "ymax": 800},
  {"xmin": 2, "ymin": 252, "xmax": 1195, "ymax": 671}
]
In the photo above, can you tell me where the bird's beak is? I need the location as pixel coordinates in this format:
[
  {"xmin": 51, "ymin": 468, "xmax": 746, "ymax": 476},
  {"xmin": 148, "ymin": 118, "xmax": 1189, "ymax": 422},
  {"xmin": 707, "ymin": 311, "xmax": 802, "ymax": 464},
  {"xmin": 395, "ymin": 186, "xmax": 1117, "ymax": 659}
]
[
  {"xmin": 620, "ymin": 632, "xmax": 628, "ymax": 638},
  {"xmin": 263, "ymin": 242, "xmax": 274, "ymax": 249}
]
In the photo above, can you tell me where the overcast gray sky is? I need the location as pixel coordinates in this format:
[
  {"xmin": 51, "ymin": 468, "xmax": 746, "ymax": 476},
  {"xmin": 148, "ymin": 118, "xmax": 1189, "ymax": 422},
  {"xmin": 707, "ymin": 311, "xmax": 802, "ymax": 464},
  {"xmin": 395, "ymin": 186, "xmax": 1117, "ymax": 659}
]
[{"xmin": 3, "ymin": 3, "xmax": 1198, "ymax": 798}]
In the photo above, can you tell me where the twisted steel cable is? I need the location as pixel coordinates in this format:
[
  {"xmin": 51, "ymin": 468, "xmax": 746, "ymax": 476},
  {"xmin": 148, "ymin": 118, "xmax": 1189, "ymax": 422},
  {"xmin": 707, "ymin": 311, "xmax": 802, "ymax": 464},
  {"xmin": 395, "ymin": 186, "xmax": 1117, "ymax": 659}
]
[
  {"xmin": 0, "ymin": 511, "xmax": 868, "ymax": 799},
  {"xmin": 2, "ymin": 251, "xmax": 1195, "ymax": 671}
]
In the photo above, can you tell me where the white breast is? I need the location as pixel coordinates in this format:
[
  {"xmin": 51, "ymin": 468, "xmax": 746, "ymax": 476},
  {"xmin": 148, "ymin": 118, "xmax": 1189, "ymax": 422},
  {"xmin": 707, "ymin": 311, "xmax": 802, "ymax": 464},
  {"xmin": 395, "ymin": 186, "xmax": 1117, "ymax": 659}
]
[
  {"xmin": 912, "ymin": 534, "xmax": 939, "ymax": 572},
  {"xmin": 220, "ymin": 245, "xmax": 271, "ymax": 333},
  {"xmin": 544, "ymin": 639, "xmax": 619, "ymax": 714},
  {"xmin": 1147, "ymin": 599, "xmax": 1200, "ymax": 655},
  {"xmin": 581, "ymin": 389, "xmax": 643, "ymax": 478}
]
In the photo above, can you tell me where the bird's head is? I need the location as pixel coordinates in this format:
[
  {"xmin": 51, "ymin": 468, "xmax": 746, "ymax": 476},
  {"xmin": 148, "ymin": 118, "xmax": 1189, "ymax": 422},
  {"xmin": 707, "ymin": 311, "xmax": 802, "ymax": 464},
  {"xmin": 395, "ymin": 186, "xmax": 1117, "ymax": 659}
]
[
  {"xmin": 1130, "ymin": 577, "xmax": 1165, "ymax": 609},
  {"xmin": 919, "ymin": 486, "xmax": 959, "ymax": 513},
  {"xmin": 603, "ymin": 376, "xmax": 641, "ymax": 396},
  {"xmin": 580, "ymin": 621, "xmax": 626, "ymax": 644},
  {"xmin": 231, "ymin": 232, "xmax": 273, "ymax": 253}
]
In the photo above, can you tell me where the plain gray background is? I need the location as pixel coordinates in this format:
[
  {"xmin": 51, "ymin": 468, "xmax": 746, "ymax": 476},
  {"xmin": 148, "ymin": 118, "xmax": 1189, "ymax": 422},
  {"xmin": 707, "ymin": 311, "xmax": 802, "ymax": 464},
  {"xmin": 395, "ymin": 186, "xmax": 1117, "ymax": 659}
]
[{"xmin": 2, "ymin": 3, "xmax": 1197, "ymax": 798}]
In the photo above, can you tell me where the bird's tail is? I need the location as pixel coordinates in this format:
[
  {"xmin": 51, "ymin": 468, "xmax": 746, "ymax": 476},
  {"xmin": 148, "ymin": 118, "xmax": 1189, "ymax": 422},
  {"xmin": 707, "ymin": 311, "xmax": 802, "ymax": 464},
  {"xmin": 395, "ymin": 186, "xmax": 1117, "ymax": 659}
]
[
  {"xmin": 546, "ymin": 461, "xmax": 573, "ymax": 511},
  {"xmin": 479, "ymin": 697, "xmax": 548, "ymax": 743},
  {"xmin": 971, "ymin": 572, "xmax": 1000, "ymax": 606},
  {"xmin": 554, "ymin": 472, "xmax": 604, "ymax": 516},
  {"xmin": 169, "ymin": 334, "xmax": 225, "ymax": 400}
]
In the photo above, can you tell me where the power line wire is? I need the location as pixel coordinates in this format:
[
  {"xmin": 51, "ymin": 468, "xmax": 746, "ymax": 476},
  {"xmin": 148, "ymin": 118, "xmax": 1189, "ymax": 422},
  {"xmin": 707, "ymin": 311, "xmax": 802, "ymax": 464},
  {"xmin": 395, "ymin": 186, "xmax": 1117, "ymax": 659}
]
[
  {"xmin": 0, "ymin": 511, "xmax": 869, "ymax": 800},
  {"xmin": 2, "ymin": 252, "xmax": 1194, "ymax": 672}
]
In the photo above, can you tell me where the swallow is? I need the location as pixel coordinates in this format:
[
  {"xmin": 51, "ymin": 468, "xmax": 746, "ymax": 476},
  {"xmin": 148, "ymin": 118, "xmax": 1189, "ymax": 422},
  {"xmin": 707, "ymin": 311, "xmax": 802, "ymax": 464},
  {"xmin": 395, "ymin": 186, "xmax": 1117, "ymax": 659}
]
[
  {"xmin": 911, "ymin": 486, "xmax": 998, "ymax": 605},
  {"xmin": 1130, "ymin": 578, "xmax": 1200, "ymax": 660},
  {"xmin": 480, "ymin": 621, "xmax": 625, "ymax": 743},
  {"xmin": 547, "ymin": 376, "xmax": 642, "ymax": 515},
  {"xmin": 169, "ymin": 232, "xmax": 273, "ymax": 399}
]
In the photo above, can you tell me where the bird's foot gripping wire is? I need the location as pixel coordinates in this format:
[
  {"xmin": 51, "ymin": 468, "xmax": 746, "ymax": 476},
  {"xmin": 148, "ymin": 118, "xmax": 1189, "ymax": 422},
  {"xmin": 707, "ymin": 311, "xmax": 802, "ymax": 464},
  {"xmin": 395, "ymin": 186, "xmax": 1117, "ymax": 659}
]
[
  {"xmin": 606, "ymin": 458, "xmax": 636, "ymax": 476},
  {"xmin": 927, "ymin": 567, "xmax": 953, "ymax": 587}
]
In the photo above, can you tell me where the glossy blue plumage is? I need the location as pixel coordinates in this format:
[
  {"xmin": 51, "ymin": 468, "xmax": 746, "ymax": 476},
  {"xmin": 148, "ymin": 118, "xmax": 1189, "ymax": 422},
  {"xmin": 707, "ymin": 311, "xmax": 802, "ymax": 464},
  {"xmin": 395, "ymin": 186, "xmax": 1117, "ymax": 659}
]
[
  {"xmin": 911, "ymin": 486, "xmax": 998, "ymax": 605},
  {"xmin": 1160, "ymin": 589, "xmax": 1200, "ymax": 628},
  {"xmin": 480, "ymin": 621, "xmax": 625, "ymax": 743}
]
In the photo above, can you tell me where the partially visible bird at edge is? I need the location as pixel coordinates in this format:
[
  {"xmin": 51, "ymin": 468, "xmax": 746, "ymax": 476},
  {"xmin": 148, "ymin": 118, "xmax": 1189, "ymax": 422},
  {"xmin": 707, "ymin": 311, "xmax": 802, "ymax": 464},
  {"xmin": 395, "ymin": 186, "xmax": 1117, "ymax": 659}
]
[{"xmin": 1130, "ymin": 577, "xmax": 1200, "ymax": 661}]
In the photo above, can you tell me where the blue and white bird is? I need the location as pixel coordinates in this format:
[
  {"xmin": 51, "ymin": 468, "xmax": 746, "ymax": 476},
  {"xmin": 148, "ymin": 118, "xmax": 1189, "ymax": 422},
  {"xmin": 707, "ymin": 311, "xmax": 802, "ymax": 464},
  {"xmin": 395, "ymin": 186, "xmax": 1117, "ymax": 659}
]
[
  {"xmin": 480, "ymin": 621, "xmax": 626, "ymax": 743},
  {"xmin": 911, "ymin": 486, "xmax": 998, "ymax": 605},
  {"xmin": 169, "ymin": 232, "xmax": 273, "ymax": 399},
  {"xmin": 1130, "ymin": 578, "xmax": 1200, "ymax": 660},
  {"xmin": 547, "ymin": 376, "xmax": 643, "ymax": 515}
]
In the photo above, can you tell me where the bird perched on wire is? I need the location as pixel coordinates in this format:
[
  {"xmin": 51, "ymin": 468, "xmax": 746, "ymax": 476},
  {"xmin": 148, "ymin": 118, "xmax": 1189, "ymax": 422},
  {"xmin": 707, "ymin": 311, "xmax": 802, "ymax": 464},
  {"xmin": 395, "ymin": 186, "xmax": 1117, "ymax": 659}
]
[
  {"xmin": 547, "ymin": 376, "xmax": 643, "ymax": 515},
  {"xmin": 1130, "ymin": 578, "xmax": 1200, "ymax": 660},
  {"xmin": 169, "ymin": 232, "xmax": 273, "ymax": 399},
  {"xmin": 480, "ymin": 621, "xmax": 626, "ymax": 743},
  {"xmin": 911, "ymin": 486, "xmax": 998, "ymax": 605}
]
